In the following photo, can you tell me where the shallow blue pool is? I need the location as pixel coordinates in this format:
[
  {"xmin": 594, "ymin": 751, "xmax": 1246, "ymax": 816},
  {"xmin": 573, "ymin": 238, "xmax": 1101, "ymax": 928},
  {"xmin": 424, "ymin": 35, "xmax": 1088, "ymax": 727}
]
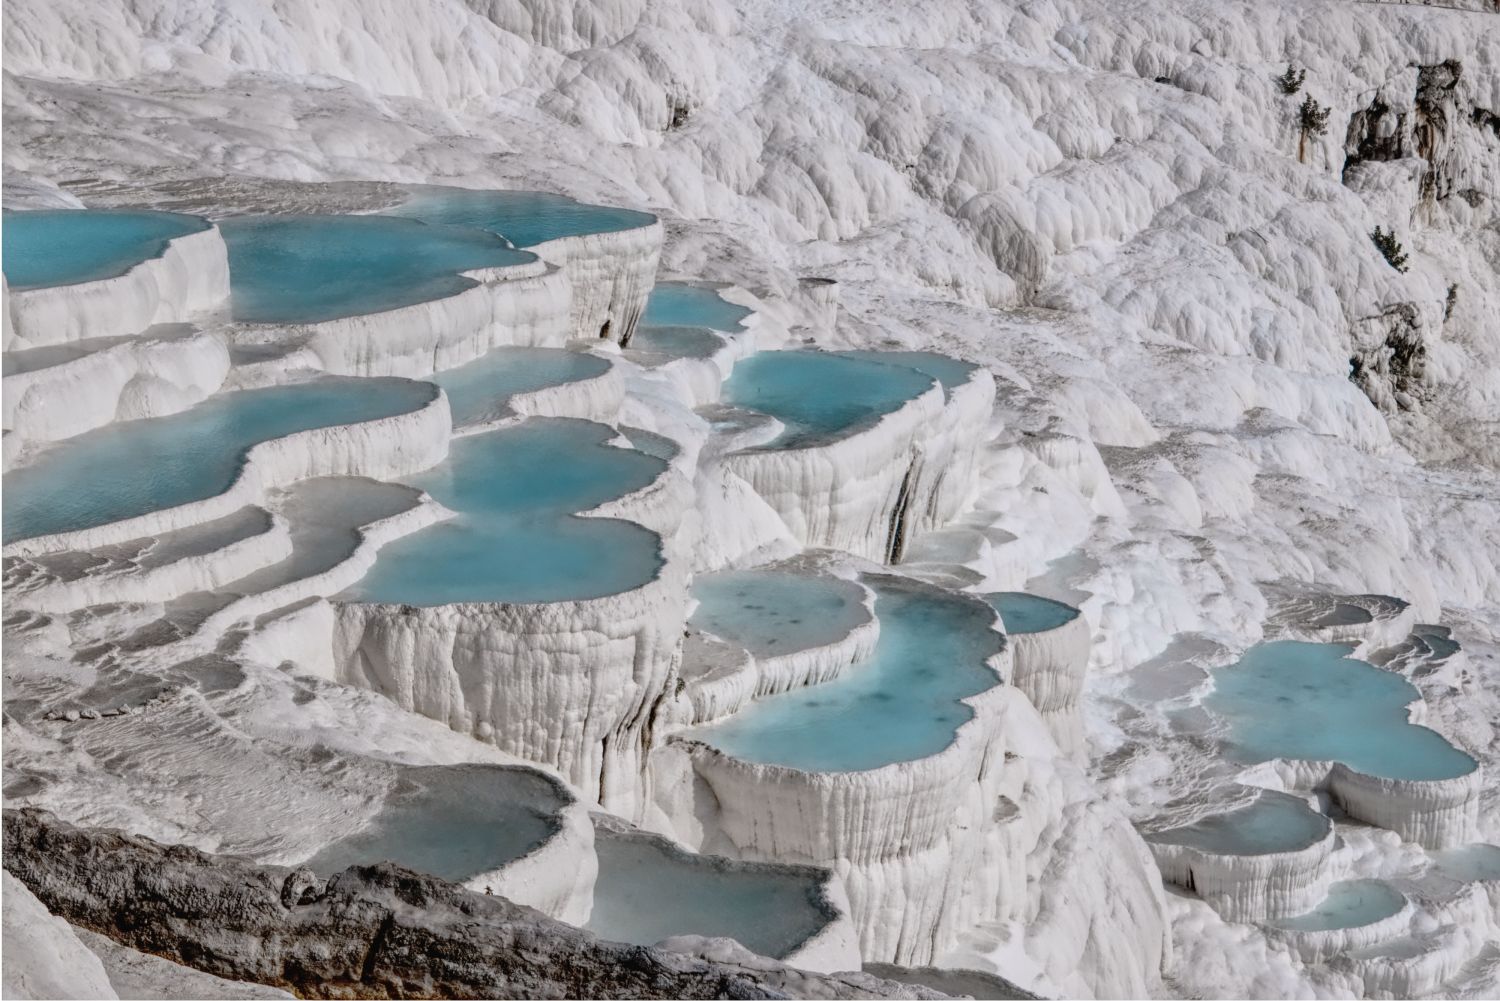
[
  {"xmin": 1268, "ymin": 880, "xmax": 1405, "ymax": 931},
  {"xmin": 3, "ymin": 378, "xmax": 435, "ymax": 544},
  {"xmin": 2, "ymin": 209, "xmax": 210, "ymax": 290},
  {"xmin": 691, "ymin": 576, "xmax": 1003, "ymax": 771},
  {"xmin": 386, "ymin": 187, "xmax": 655, "ymax": 248},
  {"xmin": 346, "ymin": 418, "xmax": 665, "ymax": 604},
  {"xmin": 433, "ymin": 347, "xmax": 611, "ymax": 428},
  {"xmin": 642, "ymin": 283, "xmax": 751, "ymax": 332},
  {"xmin": 1433, "ymin": 843, "xmax": 1500, "ymax": 882},
  {"xmin": 629, "ymin": 325, "xmax": 726, "ymax": 359},
  {"xmin": 722, "ymin": 351, "xmax": 936, "ymax": 449},
  {"xmin": 587, "ymin": 829, "xmax": 828, "ymax": 957},
  {"xmin": 690, "ymin": 569, "xmax": 867, "ymax": 658},
  {"xmin": 1208, "ymin": 641, "xmax": 1477, "ymax": 781},
  {"xmin": 984, "ymin": 592, "xmax": 1080, "ymax": 634},
  {"xmin": 219, "ymin": 214, "xmax": 532, "ymax": 324},
  {"xmin": 302, "ymin": 765, "xmax": 563, "ymax": 882},
  {"xmin": 1148, "ymin": 792, "xmax": 1330, "ymax": 855},
  {"xmin": 836, "ymin": 350, "xmax": 977, "ymax": 398}
]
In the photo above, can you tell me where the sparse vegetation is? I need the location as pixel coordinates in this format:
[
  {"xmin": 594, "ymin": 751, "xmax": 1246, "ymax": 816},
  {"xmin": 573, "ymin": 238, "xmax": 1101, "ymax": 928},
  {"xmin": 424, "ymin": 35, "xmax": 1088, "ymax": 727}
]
[
  {"xmin": 1371, "ymin": 226, "xmax": 1410, "ymax": 273},
  {"xmin": 1277, "ymin": 65, "xmax": 1306, "ymax": 95},
  {"xmin": 1297, "ymin": 95, "xmax": 1331, "ymax": 162}
]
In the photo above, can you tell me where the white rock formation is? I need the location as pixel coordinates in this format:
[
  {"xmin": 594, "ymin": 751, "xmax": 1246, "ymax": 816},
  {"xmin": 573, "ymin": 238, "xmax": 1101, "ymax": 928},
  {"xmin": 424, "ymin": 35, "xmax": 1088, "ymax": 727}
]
[
  {"xmin": 2, "ymin": 324, "xmax": 230, "ymax": 457},
  {"xmin": 1, "ymin": 871, "xmax": 118, "ymax": 1001},
  {"xmin": 4, "ymin": 223, "xmax": 229, "ymax": 350},
  {"xmin": 723, "ymin": 363, "xmax": 994, "ymax": 564}
]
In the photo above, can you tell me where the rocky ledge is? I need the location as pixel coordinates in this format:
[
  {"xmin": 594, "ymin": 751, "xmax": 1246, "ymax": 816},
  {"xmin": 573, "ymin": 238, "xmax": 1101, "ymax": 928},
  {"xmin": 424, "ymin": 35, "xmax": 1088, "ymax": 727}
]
[{"xmin": 1, "ymin": 808, "xmax": 958, "ymax": 1000}]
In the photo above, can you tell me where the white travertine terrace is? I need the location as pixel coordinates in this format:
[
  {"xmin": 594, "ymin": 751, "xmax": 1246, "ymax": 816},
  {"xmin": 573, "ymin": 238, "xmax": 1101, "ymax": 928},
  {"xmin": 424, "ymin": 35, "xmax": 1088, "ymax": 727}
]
[
  {"xmin": 4, "ymin": 225, "xmax": 230, "ymax": 350},
  {"xmin": 526, "ymin": 222, "xmax": 664, "ymax": 346},
  {"xmin": 2, "ymin": 325, "xmax": 231, "ymax": 457},
  {"xmin": 1146, "ymin": 794, "xmax": 1338, "ymax": 923},
  {"xmin": 722, "ymin": 364, "xmax": 994, "ymax": 564},
  {"xmin": 230, "ymin": 261, "xmax": 575, "ymax": 382},
  {"xmin": 2, "ymin": 383, "xmax": 452, "ymax": 559},
  {"xmin": 998, "ymin": 602, "xmax": 1092, "ymax": 757}
]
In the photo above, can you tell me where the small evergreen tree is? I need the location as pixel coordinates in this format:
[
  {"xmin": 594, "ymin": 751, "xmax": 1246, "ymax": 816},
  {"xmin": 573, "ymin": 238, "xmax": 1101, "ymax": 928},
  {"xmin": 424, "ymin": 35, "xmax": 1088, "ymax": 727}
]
[
  {"xmin": 1277, "ymin": 65, "xmax": 1306, "ymax": 95},
  {"xmin": 1371, "ymin": 227, "xmax": 1410, "ymax": 273},
  {"xmin": 1297, "ymin": 95, "xmax": 1331, "ymax": 162}
]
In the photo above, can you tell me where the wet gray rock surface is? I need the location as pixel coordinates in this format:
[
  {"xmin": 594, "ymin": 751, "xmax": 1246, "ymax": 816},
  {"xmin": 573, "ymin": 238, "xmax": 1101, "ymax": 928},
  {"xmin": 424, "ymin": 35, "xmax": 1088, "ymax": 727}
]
[{"xmin": 2, "ymin": 808, "xmax": 948, "ymax": 1000}]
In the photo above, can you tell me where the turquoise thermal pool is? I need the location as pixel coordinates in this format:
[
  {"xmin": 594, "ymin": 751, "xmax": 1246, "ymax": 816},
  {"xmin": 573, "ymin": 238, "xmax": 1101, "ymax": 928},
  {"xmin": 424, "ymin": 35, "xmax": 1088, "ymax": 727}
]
[
  {"xmin": 1148, "ymin": 792, "xmax": 1331, "ymax": 855},
  {"xmin": 219, "ymin": 214, "xmax": 533, "ymax": 324},
  {"xmin": 689, "ymin": 569, "xmax": 868, "ymax": 658},
  {"xmin": 385, "ymin": 187, "xmax": 655, "ymax": 248},
  {"xmin": 628, "ymin": 325, "xmax": 726, "ymax": 360},
  {"xmin": 586, "ymin": 828, "xmax": 832, "ymax": 957},
  {"xmin": 432, "ymin": 347, "xmax": 611, "ymax": 428},
  {"xmin": 984, "ymin": 591, "xmax": 1080, "ymax": 635},
  {"xmin": 2, "ymin": 209, "xmax": 210, "ymax": 290},
  {"xmin": 721, "ymin": 351, "xmax": 937, "ymax": 449},
  {"xmin": 1268, "ymin": 880, "xmax": 1406, "ymax": 932},
  {"xmin": 302, "ymin": 765, "xmax": 563, "ymax": 882},
  {"xmin": 344, "ymin": 418, "xmax": 665, "ymax": 605},
  {"xmin": 690, "ymin": 576, "xmax": 1003, "ymax": 771},
  {"xmin": 3, "ymin": 378, "xmax": 435, "ymax": 545},
  {"xmin": 641, "ymin": 283, "xmax": 752, "ymax": 332},
  {"xmin": 836, "ymin": 350, "xmax": 977, "ymax": 398},
  {"xmin": 1207, "ymin": 641, "xmax": 1478, "ymax": 781}
]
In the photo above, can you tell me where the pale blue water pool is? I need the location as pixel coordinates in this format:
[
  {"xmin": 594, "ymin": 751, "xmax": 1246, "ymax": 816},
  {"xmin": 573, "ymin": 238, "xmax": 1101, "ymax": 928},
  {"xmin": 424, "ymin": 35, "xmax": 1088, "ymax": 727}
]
[
  {"xmin": 1433, "ymin": 843, "xmax": 1500, "ymax": 882},
  {"xmin": 302, "ymin": 765, "xmax": 563, "ymax": 882},
  {"xmin": 219, "ymin": 214, "xmax": 532, "ymax": 324},
  {"xmin": 1207, "ymin": 641, "xmax": 1477, "ymax": 781},
  {"xmin": 837, "ymin": 350, "xmax": 978, "ymax": 398},
  {"xmin": 2, "ymin": 209, "xmax": 210, "ymax": 290},
  {"xmin": 1148, "ymin": 792, "xmax": 1330, "ymax": 855},
  {"xmin": 385, "ymin": 187, "xmax": 655, "ymax": 248},
  {"xmin": 345, "ymin": 418, "xmax": 665, "ymax": 605},
  {"xmin": 690, "ymin": 569, "xmax": 867, "ymax": 658},
  {"xmin": 690, "ymin": 576, "xmax": 1003, "ymax": 771},
  {"xmin": 722, "ymin": 351, "xmax": 936, "ymax": 449},
  {"xmin": 3, "ymin": 378, "xmax": 435, "ymax": 544},
  {"xmin": 629, "ymin": 325, "xmax": 726, "ymax": 359},
  {"xmin": 642, "ymin": 283, "xmax": 751, "ymax": 332},
  {"xmin": 433, "ymin": 347, "xmax": 611, "ymax": 428},
  {"xmin": 984, "ymin": 592, "xmax": 1080, "ymax": 635},
  {"xmin": 587, "ymin": 828, "xmax": 831, "ymax": 957},
  {"xmin": 1268, "ymin": 880, "xmax": 1405, "ymax": 931}
]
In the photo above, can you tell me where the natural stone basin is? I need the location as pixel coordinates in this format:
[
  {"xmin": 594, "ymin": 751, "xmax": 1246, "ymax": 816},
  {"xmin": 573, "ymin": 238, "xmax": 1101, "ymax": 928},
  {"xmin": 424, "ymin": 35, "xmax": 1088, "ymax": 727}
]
[
  {"xmin": 432, "ymin": 347, "xmax": 611, "ymax": 429},
  {"xmin": 343, "ymin": 418, "xmax": 665, "ymax": 604},
  {"xmin": 1, "ymin": 209, "xmax": 211, "ymax": 290},
  {"xmin": 1207, "ymin": 641, "xmax": 1477, "ymax": 781},
  {"xmin": 690, "ymin": 575, "xmax": 1003, "ymax": 771},
  {"xmin": 219, "ymin": 214, "xmax": 533, "ymax": 324},
  {"xmin": 1148, "ymin": 792, "xmax": 1332, "ymax": 857},
  {"xmin": 385, "ymin": 187, "xmax": 656, "ymax": 248},
  {"xmin": 2, "ymin": 378, "xmax": 435, "ymax": 545},
  {"xmin": 721, "ymin": 351, "xmax": 937, "ymax": 449},
  {"xmin": 689, "ymin": 569, "xmax": 869, "ymax": 661},
  {"xmin": 985, "ymin": 591, "xmax": 1081, "ymax": 634},
  {"xmin": 641, "ymin": 282, "xmax": 751, "ymax": 332},
  {"xmin": 586, "ymin": 818, "xmax": 842, "ymax": 961},
  {"xmin": 301, "ymin": 764, "xmax": 566, "ymax": 884},
  {"xmin": 1267, "ymin": 880, "xmax": 1406, "ymax": 932}
]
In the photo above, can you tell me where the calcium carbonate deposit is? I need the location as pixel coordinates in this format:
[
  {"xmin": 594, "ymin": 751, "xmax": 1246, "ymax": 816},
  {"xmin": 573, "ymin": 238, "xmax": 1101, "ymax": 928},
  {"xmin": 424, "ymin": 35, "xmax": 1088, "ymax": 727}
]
[{"xmin": 1, "ymin": 0, "xmax": 1497, "ymax": 998}]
